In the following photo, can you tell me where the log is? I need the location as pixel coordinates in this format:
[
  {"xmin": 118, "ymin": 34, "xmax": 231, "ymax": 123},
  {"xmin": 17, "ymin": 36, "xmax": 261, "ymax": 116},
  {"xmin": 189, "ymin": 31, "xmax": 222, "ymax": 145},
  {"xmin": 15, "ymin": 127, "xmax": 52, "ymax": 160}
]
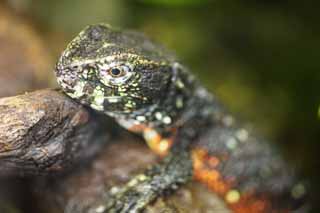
[{"xmin": 0, "ymin": 89, "xmax": 112, "ymax": 176}]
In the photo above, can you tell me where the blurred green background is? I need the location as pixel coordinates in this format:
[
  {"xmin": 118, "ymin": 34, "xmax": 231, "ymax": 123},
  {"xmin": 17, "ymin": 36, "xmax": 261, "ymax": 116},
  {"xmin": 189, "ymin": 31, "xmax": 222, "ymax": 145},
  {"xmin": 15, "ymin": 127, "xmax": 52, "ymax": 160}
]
[{"xmin": 1, "ymin": 0, "xmax": 319, "ymax": 211}]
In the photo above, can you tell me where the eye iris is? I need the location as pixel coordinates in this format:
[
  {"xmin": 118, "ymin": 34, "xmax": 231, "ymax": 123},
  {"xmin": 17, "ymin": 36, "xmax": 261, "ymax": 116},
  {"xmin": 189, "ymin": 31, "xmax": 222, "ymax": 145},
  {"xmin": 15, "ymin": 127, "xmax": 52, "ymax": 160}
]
[
  {"xmin": 110, "ymin": 68, "xmax": 122, "ymax": 77},
  {"xmin": 99, "ymin": 65, "xmax": 134, "ymax": 86}
]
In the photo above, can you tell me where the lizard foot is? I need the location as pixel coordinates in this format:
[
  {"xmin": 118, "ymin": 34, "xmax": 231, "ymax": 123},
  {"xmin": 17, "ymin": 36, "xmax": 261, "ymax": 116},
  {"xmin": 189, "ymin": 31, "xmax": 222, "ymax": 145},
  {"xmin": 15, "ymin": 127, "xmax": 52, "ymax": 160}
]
[{"xmin": 104, "ymin": 152, "xmax": 193, "ymax": 213}]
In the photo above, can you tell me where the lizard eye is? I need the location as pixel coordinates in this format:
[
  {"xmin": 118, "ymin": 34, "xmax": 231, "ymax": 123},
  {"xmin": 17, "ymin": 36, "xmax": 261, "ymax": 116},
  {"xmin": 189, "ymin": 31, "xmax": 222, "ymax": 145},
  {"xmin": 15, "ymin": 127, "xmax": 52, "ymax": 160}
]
[
  {"xmin": 108, "ymin": 66, "xmax": 130, "ymax": 78},
  {"xmin": 109, "ymin": 68, "xmax": 123, "ymax": 77},
  {"xmin": 99, "ymin": 64, "xmax": 134, "ymax": 86}
]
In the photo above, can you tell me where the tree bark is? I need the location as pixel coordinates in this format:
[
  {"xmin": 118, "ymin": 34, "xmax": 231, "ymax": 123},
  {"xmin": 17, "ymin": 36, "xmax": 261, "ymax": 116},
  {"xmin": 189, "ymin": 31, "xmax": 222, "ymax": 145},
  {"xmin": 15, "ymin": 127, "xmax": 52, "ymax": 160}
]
[{"xmin": 0, "ymin": 89, "xmax": 112, "ymax": 176}]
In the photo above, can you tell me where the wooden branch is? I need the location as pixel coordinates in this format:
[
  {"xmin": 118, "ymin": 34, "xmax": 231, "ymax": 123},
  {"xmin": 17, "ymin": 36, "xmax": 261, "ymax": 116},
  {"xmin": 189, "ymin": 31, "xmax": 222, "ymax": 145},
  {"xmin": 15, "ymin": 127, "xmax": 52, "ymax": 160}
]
[
  {"xmin": 0, "ymin": 89, "xmax": 229, "ymax": 212},
  {"xmin": 0, "ymin": 89, "xmax": 112, "ymax": 176}
]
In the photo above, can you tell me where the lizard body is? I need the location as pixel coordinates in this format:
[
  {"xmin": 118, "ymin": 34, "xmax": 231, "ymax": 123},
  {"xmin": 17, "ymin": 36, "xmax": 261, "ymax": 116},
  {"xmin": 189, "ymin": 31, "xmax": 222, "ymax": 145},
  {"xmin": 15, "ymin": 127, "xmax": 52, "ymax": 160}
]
[{"xmin": 55, "ymin": 24, "xmax": 308, "ymax": 212}]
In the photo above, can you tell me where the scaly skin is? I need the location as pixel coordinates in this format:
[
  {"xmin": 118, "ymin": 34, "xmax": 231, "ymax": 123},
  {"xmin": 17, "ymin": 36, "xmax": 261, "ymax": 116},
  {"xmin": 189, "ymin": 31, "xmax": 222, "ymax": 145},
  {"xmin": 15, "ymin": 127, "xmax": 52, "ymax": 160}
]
[{"xmin": 55, "ymin": 24, "xmax": 308, "ymax": 212}]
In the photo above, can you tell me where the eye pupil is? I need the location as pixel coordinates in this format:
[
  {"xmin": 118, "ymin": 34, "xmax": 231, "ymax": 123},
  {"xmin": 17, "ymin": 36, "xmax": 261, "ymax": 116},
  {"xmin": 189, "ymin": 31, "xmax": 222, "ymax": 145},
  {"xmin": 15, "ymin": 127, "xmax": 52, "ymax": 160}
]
[
  {"xmin": 110, "ymin": 68, "xmax": 122, "ymax": 76},
  {"xmin": 99, "ymin": 65, "xmax": 134, "ymax": 86}
]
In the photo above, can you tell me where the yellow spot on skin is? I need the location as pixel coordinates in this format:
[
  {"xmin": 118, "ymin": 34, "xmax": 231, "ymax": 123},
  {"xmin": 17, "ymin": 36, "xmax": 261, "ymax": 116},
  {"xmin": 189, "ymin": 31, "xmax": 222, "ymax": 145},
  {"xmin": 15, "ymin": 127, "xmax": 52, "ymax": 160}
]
[
  {"xmin": 155, "ymin": 112, "xmax": 163, "ymax": 120},
  {"xmin": 95, "ymin": 205, "xmax": 106, "ymax": 213},
  {"xmin": 93, "ymin": 93, "xmax": 104, "ymax": 105},
  {"xmin": 90, "ymin": 88, "xmax": 105, "ymax": 111},
  {"xmin": 128, "ymin": 178, "xmax": 139, "ymax": 187},
  {"xmin": 163, "ymin": 116, "xmax": 172, "ymax": 124},
  {"xmin": 291, "ymin": 183, "xmax": 306, "ymax": 199},
  {"xmin": 70, "ymin": 80, "xmax": 86, "ymax": 98},
  {"xmin": 222, "ymin": 115, "xmax": 234, "ymax": 126},
  {"xmin": 137, "ymin": 174, "xmax": 147, "ymax": 181},
  {"xmin": 225, "ymin": 190, "xmax": 241, "ymax": 204},
  {"xmin": 176, "ymin": 79, "xmax": 185, "ymax": 89},
  {"xmin": 158, "ymin": 139, "xmax": 170, "ymax": 153},
  {"xmin": 143, "ymin": 128, "xmax": 173, "ymax": 156},
  {"xmin": 176, "ymin": 97, "xmax": 184, "ymax": 108},
  {"xmin": 236, "ymin": 129, "xmax": 249, "ymax": 142},
  {"xmin": 136, "ymin": 115, "xmax": 146, "ymax": 122},
  {"xmin": 226, "ymin": 137, "xmax": 237, "ymax": 150}
]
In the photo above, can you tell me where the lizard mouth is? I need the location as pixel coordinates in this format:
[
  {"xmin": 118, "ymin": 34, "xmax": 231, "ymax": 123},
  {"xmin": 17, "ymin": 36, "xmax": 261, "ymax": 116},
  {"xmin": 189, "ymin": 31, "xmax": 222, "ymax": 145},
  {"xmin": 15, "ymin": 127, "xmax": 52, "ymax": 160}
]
[
  {"xmin": 104, "ymin": 96, "xmax": 122, "ymax": 103},
  {"xmin": 102, "ymin": 96, "xmax": 131, "ymax": 113},
  {"xmin": 102, "ymin": 95, "xmax": 147, "ymax": 114}
]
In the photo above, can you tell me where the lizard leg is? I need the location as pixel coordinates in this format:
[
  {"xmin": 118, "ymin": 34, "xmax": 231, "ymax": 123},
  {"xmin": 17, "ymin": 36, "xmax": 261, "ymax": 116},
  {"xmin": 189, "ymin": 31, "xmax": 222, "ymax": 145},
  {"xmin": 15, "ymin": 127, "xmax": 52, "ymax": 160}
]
[{"xmin": 104, "ymin": 150, "xmax": 192, "ymax": 213}]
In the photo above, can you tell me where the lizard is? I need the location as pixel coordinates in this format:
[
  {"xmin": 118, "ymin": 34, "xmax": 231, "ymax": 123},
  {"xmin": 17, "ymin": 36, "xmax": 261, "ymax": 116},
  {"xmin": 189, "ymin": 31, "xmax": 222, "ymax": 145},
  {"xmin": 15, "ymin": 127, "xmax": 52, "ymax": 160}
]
[{"xmin": 55, "ymin": 23, "xmax": 308, "ymax": 213}]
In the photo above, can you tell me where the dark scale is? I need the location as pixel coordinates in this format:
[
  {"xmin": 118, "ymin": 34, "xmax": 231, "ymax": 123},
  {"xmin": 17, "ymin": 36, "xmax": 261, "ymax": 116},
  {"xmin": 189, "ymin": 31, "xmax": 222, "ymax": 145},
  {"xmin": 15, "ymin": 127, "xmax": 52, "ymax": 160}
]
[{"xmin": 55, "ymin": 24, "xmax": 309, "ymax": 212}]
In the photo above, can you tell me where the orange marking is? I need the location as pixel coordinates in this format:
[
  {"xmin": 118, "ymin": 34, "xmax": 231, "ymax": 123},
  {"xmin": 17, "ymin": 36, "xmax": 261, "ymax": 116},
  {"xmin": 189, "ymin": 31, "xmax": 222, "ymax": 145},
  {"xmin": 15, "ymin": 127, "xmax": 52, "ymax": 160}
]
[
  {"xmin": 133, "ymin": 126, "xmax": 290, "ymax": 212},
  {"xmin": 128, "ymin": 123, "xmax": 148, "ymax": 132},
  {"xmin": 128, "ymin": 125, "xmax": 291, "ymax": 212},
  {"xmin": 192, "ymin": 148, "xmax": 231, "ymax": 195},
  {"xmin": 192, "ymin": 147, "xmax": 283, "ymax": 213},
  {"xmin": 143, "ymin": 128, "xmax": 174, "ymax": 156},
  {"xmin": 208, "ymin": 156, "xmax": 220, "ymax": 168}
]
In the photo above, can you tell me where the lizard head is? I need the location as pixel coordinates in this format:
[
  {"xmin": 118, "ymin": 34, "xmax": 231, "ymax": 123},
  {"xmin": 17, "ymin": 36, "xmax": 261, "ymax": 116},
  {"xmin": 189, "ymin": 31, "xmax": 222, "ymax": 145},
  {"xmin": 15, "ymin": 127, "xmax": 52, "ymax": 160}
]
[{"xmin": 55, "ymin": 24, "xmax": 178, "ymax": 117}]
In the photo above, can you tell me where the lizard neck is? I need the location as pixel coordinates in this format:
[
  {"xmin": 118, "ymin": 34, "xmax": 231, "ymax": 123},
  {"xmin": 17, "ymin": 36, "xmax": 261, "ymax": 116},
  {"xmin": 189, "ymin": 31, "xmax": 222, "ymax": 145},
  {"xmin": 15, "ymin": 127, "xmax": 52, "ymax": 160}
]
[
  {"xmin": 114, "ymin": 63, "xmax": 226, "ymax": 154},
  {"xmin": 113, "ymin": 63, "xmax": 199, "ymax": 134}
]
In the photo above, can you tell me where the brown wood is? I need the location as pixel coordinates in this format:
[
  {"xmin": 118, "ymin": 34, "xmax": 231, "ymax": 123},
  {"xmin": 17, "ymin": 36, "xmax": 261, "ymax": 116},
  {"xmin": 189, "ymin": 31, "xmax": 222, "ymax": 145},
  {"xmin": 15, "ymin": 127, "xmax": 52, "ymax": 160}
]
[{"xmin": 0, "ymin": 89, "xmax": 112, "ymax": 176}]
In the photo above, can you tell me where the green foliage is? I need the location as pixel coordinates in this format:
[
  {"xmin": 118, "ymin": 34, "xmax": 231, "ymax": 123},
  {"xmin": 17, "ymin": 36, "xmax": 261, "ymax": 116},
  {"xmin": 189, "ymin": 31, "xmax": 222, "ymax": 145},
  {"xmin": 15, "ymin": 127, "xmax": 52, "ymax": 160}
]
[{"xmin": 137, "ymin": 0, "xmax": 210, "ymax": 7}]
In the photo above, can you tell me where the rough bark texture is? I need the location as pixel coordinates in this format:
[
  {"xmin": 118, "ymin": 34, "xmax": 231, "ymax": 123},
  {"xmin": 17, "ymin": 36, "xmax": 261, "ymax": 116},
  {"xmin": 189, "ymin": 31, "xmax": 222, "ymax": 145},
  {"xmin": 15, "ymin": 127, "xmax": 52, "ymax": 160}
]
[{"xmin": 0, "ymin": 89, "xmax": 112, "ymax": 176}]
